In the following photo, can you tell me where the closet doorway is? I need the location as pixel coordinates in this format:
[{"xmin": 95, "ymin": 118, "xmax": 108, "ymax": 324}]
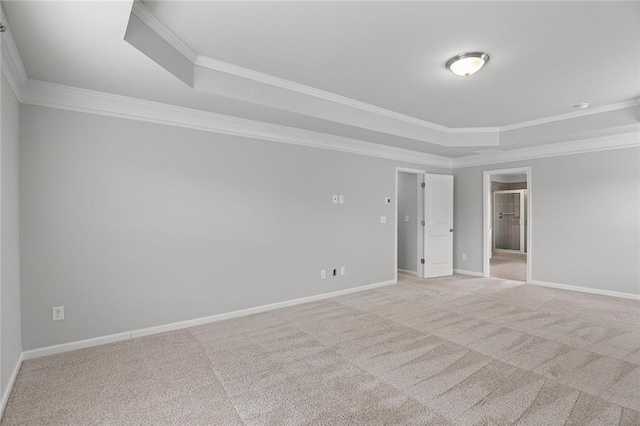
[{"xmin": 483, "ymin": 168, "xmax": 531, "ymax": 283}]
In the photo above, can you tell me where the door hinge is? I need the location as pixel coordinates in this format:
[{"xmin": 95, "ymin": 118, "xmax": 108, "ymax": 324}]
[
  {"xmin": 420, "ymin": 259, "xmax": 425, "ymax": 264},
  {"xmin": 421, "ymin": 220, "xmax": 425, "ymax": 226},
  {"xmin": 421, "ymin": 182, "xmax": 425, "ymax": 188}
]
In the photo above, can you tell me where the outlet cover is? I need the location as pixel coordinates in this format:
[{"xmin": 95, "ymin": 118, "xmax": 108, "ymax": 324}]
[
  {"xmin": 462, "ymin": 253, "xmax": 467, "ymax": 261},
  {"xmin": 380, "ymin": 216, "xmax": 387, "ymax": 224},
  {"xmin": 52, "ymin": 306, "xmax": 64, "ymax": 321},
  {"xmin": 332, "ymin": 195, "xmax": 338, "ymax": 204},
  {"xmin": 320, "ymin": 269, "xmax": 327, "ymax": 279},
  {"xmin": 338, "ymin": 195, "xmax": 344, "ymax": 204},
  {"xmin": 340, "ymin": 267, "xmax": 346, "ymax": 276}
]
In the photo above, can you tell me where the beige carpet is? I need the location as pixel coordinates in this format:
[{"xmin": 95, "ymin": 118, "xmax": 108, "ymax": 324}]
[
  {"xmin": 491, "ymin": 252, "xmax": 527, "ymax": 282},
  {"xmin": 3, "ymin": 274, "xmax": 640, "ymax": 425}
]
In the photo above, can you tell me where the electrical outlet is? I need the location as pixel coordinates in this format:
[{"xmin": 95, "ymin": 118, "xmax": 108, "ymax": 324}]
[
  {"xmin": 380, "ymin": 216, "xmax": 386, "ymax": 224},
  {"xmin": 340, "ymin": 267, "xmax": 346, "ymax": 276},
  {"xmin": 52, "ymin": 306, "xmax": 64, "ymax": 321},
  {"xmin": 462, "ymin": 253, "xmax": 467, "ymax": 261},
  {"xmin": 338, "ymin": 195, "xmax": 344, "ymax": 204},
  {"xmin": 321, "ymin": 269, "xmax": 326, "ymax": 279},
  {"xmin": 405, "ymin": 215, "xmax": 410, "ymax": 223},
  {"xmin": 332, "ymin": 195, "xmax": 338, "ymax": 204}
]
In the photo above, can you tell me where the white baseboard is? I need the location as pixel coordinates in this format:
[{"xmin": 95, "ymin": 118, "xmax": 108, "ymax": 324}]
[
  {"xmin": 131, "ymin": 279, "xmax": 396, "ymax": 338},
  {"xmin": 530, "ymin": 280, "xmax": 640, "ymax": 300},
  {"xmin": 22, "ymin": 279, "xmax": 397, "ymax": 360},
  {"xmin": 22, "ymin": 332, "xmax": 132, "ymax": 361},
  {"xmin": 453, "ymin": 269, "xmax": 483, "ymax": 277},
  {"xmin": 397, "ymin": 269, "xmax": 417, "ymax": 276},
  {"xmin": 1, "ymin": 352, "xmax": 23, "ymax": 418}
]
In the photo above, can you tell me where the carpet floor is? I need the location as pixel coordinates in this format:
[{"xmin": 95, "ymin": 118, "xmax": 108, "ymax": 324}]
[{"xmin": 3, "ymin": 274, "xmax": 640, "ymax": 425}]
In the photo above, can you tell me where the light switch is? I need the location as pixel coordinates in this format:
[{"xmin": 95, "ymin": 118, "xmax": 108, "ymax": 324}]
[
  {"xmin": 405, "ymin": 215, "xmax": 410, "ymax": 223},
  {"xmin": 380, "ymin": 216, "xmax": 387, "ymax": 224},
  {"xmin": 385, "ymin": 197, "xmax": 391, "ymax": 204},
  {"xmin": 332, "ymin": 195, "xmax": 338, "ymax": 204}
]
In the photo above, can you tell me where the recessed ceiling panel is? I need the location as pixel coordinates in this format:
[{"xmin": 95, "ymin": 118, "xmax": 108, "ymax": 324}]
[{"xmin": 146, "ymin": 1, "xmax": 640, "ymax": 127}]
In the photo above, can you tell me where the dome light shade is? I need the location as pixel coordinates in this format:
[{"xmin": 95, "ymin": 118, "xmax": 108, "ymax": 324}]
[{"xmin": 446, "ymin": 52, "xmax": 490, "ymax": 77}]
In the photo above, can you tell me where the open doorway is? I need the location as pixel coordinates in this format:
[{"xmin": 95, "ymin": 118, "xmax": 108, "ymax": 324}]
[
  {"xmin": 395, "ymin": 168, "xmax": 454, "ymax": 281},
  {"xmin": 483, "ymin": 168, "xmax": 532, "ymax": 282},
  {"xmin": 396, "ymin": 169, "xmax": 423, "ymax": 277}
]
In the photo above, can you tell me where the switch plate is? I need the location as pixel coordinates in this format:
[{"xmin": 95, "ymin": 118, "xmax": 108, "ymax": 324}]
[
  {"xmin": 385, "ymin": 197, "xmax": 391, "ymax": 204},
  {"xmin": 380, "ymin": 216, "xmax": 387, "ymax": 224},
  {"xmin": 338, "ymin": 195, "xmax": 344, "ymax": 204},
  {"xmin": 405, "ymin": 215, "xmax": 410, "ymax": 223},
  {"xmin": 321, "ymin": 269, "xmax": 327, "ymax": 279},
  {"xmin": 462, "ymin": 253, "xmax": 467, "ymax": 261},
  {"xmin": 52, "ymin": 306, "xmax": 64, "ymax": 321},
  {"xmin": 332, "ymin": 195, "xmax": 338, "ymax": 204},
  {"xmin": 340, "ymin": 267, "xmax": 346, "ymax": 276}
]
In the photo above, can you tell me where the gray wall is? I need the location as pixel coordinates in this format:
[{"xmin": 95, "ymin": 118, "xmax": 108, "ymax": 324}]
[
  {"xmin": 397, "ymin": 172, "xmax": 418, "ymax": 272},
  {"xmin": 1, "ymin": 75, "xmax": 22, "ymax": 395},
  {"xmin": 19, "ymin": 105, "xmax": 450, "ymax": 350},
  {"xmin": 454, "ymin": 147, "xmax": 640, "ymax": 295}
]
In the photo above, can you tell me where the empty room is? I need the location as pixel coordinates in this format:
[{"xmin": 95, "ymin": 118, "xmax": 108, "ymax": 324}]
[{"xmin": 0, "ymin": 0, "xmax": 639, "ymax": 424}]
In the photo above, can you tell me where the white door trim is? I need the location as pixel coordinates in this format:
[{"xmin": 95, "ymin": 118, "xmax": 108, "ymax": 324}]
[
  {"xmin": 483, "ymin": 167, "xmax": 532, "ymax": 282},
  {"xmin": 395, "ymin": 167, "xmax": 426, "ymax": 282}
]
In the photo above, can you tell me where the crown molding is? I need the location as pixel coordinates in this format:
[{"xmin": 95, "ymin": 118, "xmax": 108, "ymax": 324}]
[
  {"xmin": 0, "ymin": 6, "xmax": 27, "ymax": 100},
  {"xmin": 499, "ymin": 99, "xmax": 640, "ymax": 132},
  {"xmin": 20, "ymin": 79, "xmax": 452, "ymax": 169},
  {"xmin": 13, "ymin": 77, "xmax": 640, "ymax": 171},
  {"xmin": 452, "ymin": 131, "xmax": 640, "ymax": 169}
]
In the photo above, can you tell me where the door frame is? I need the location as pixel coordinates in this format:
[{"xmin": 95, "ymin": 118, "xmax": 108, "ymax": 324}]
[
  {"xmin": 395, "ymin": 167, "xmax": 425, "ymax": 282},
  {"xmin": 483, "ymin": 167, "xmax": 532, "ymax": 282},
  {"xmin": 492, "ymin": 189, "xmax": 526, "ymax": 254}
]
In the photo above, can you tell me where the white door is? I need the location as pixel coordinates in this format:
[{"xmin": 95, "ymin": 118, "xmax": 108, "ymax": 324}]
[{"xmin": 422, "ymin": 174, "xmax": 454, "ymax": 278}]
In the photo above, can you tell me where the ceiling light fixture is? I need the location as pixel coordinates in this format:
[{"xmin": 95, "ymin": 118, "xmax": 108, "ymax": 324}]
[{"xmin": 446, "ymin": 52, "xmax": 490, "ymax": 77}]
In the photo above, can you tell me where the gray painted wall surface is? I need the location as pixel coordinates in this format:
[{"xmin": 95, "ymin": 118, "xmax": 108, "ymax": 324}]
[
  {"xmin": 1, "ymin": 75, "xmax": 22, "ymax": 394},
  {"xmin": 397, "ymin": 172, "xmax": 417, "ymax": 272},
  {"xmin": 454, "ymin": 147, "xmax": 640, "ymax": 295},
  {"xmin": 19, "ymin": 105, "xmax": 449, "ymax": 350}
]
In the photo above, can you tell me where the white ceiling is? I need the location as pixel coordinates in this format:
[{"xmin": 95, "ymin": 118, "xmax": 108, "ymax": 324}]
[
  {"xmin": 146, "ymin": 1, "xmax": 640, "ymax": 127},
  {"xmin": 2, "ymin": 1, "xmax": 639, "ymax": 159}
]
